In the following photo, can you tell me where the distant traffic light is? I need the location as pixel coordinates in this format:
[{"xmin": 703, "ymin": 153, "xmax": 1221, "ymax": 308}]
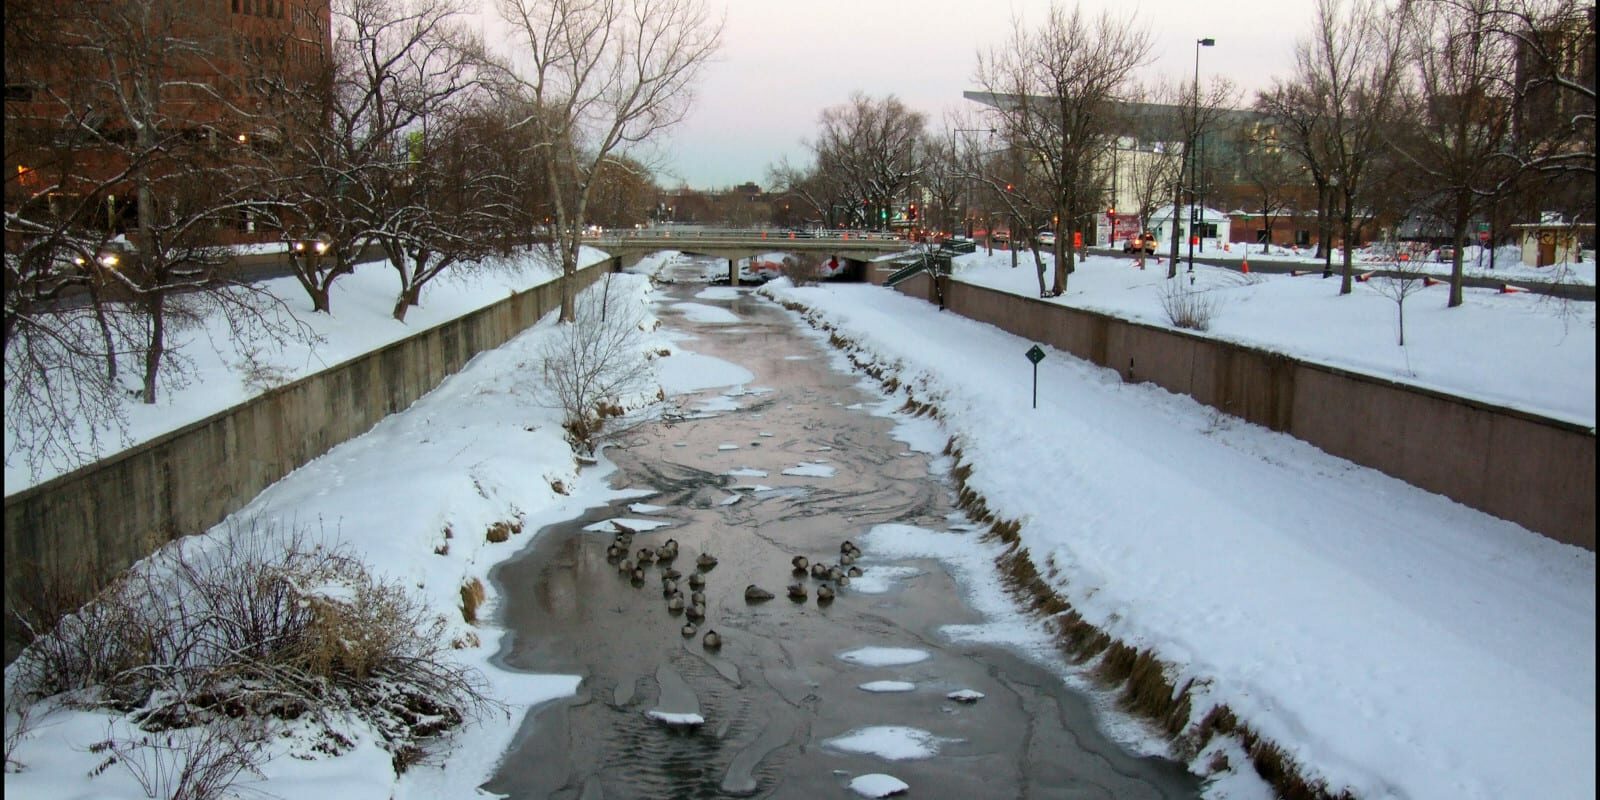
[
  {"xmin": 908, "ymin": 203, "xmax": 918, "ymax": 221},
  {"xmin": 1107, "ymin": 206, "xmax": 1116, "ymax": 217}
]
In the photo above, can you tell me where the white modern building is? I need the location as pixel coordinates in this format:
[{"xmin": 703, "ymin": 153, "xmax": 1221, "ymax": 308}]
[{"xmin": 1143, "ymin": 204, "xmax": 1232, "ymax": 253}]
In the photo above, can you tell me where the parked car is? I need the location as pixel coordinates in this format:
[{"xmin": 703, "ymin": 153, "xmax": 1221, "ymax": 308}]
[
  {"xmin": 1435, "ymin": 245, "xmax": 1456, "ymax": 262},
  {"xmin": 991, "ymin": 230, "xmax": 1010, "ymax": 245},
  {"xmin": 1037, "ymin": 230, "xmax": 1057, "ymax": 246},
  {"xmin": 1123, "ymin": 231, "xmax": 1157, "ymax": 255}
]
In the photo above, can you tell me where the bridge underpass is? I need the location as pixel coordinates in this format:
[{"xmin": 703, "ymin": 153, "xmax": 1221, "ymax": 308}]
[{"xmin": 592, "ymin": 229, "xmax": 913, "ymax": 284}]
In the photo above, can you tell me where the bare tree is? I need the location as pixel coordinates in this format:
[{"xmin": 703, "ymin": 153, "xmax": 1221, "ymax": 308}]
[
  {"xmin": 974, "ymin": 5, "xmax": 1154, "ymax": 294},
  {"xmin": 1371, "ymin": 237, "xmax": 1432, "ymax": 345},
  {"xmin": 1229, "ymin": 125, "xmax": 1304, "ymax": 253},
  {"xmin": 495, "ymin": 0, "xmax": 723, "ymax": 322},
  {"xmin": 532, "ymin": 276, "xmax": 657, "ymax": 453},
  {"xmin": 809, "ymin": 92, "xmax": 928, "ymax": 230},
  {"xmin": 1155, "ymin": 78, "xmax": 1241, "ymax": 278},
  {"xmin": 1257, "ymin": 79, "xmax": 1341, "ymax": 273},
  {"xmin": 1389, "ymin": 0, "xmax": 1526, "ymax": 306},
  {"xmin": 1296, "ymin": 0, "xmax": 1411, "ymax": 295}
]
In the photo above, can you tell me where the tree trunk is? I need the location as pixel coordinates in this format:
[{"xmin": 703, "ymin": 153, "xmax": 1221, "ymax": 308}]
[
  {"xmin": 1339, "ymin": 192, "xmax": 1356, "ymax": 295},
  {"xmin": 142, "ymin": 293, "xmax": 164, "ymax": 404},
  {"xmin": 1168, "ymin": 181, "xmax": 1183, "ymax": 279},
  {"xmin": 1447, "ymin": 198, "xmax": 1469, "ymax": 308}
]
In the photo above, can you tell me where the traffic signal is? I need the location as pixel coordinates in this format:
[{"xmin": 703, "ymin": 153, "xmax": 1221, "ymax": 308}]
[
  {"xmin": 1107, "ymin": 206, "xmax": 1116, "ymax": 217},
  {"xmin": 908, "ymin": 203, "xmax": 918, "ymax": 221}
]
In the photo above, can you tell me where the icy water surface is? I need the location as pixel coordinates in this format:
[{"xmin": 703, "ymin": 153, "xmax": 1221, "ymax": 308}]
[{"xmin": 484, "ymin": 258, "xmax": 1200, "ymax": 799}]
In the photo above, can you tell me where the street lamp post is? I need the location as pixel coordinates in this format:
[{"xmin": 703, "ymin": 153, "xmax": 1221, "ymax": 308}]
[{"xmin": 1187, "ymin": 37, "xmax": 1215, "ymax": 274}]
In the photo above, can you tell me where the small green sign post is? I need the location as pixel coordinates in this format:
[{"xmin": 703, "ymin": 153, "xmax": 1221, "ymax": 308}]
[{"xmin": 1025, "ymin": 344, "xmax": 1046, "ymax": 408}]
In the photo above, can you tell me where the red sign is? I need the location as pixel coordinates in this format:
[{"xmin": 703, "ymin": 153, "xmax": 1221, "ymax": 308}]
[
  {"xmin": 1110, "ymin": 213, "xmax": 1141, "ymax": 242},
  {"xmin": 1072, "ymin": 231, "xmax": 1083, "ymax": 248}
]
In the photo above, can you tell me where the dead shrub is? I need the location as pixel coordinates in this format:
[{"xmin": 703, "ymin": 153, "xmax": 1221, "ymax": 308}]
[
  {"xmin": 779, "ymin": 254, "xmax": 823, "ymax": 286},
  {"xmin": 486, "ymin": 521, "xmax": 512, "ymax": 543},
  {"xmin": 91, "ymin": 718, "xmax": 267, "ymax": 800},
  {"xmin": 459, "ymin": 579, "xmax": 486, "ymax": 625},
  {"xmin": 10, "ymin": 519, "xmax": 496, "ymax": 764},
  {"xmin": 1159, "ymin": 280, "xmax": 1220, "ymax": 331}
]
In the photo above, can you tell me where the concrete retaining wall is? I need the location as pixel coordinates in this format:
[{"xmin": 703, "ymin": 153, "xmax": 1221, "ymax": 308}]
[
  {"xmin": 899, "ymin": 273, "xmax": 1595, "ymax": 550},
  {"xmin": 4, "ymin": 262, "xmax": 609, "ymax": 655}
]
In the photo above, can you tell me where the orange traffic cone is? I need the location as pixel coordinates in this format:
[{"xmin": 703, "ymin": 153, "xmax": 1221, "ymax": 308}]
[
  {"xmin": 1356, "ymin": 271, "xmax": 1374, "ymax": 282},
  {"xmin": 1290, "ymin": 269, "xmax": 1310, "ymax": 277},
  {"xmin": 1499, "ymin": 284, "xmax": 1528, "ymax": 294},
  {"xmin": 1241, "ymin": 259, "xmax": 1250, "ymax": 273},
  {"xmin": 1423, "ymin": 275, "xmax": 1443, "ymax": 287}
]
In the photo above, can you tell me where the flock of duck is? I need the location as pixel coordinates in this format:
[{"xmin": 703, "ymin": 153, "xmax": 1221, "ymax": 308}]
[{"xmin": 605, "ymin": 527, "xmax": 867, "ymax": 653}]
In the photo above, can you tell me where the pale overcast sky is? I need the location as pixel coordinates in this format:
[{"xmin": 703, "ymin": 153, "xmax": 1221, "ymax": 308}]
[
  {"xmin": 643, "ymin": 0, "xmax": 1318, "ymax": 190},
  {"xmin": 486, "ymin": 0, "xmax": 1320, "ymax": 190}
]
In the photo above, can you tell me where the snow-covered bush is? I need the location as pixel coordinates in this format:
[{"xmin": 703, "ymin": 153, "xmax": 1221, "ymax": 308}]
[{"xmin": 9, "ymin": 520, "xmax": 492, "ymax": 765}]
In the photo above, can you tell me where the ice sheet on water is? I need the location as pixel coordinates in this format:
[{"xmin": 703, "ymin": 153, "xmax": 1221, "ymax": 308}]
[
  {"xmin": 628, "ymin": 503, "xmax": 666, "ymax": 514},
  {"xmin": 726, "ymin": 467, "xmax": 769, "ymax": 477},
  {"xmin": 645, "ymin": 710, "xmax": 705, "ymax": 727},
  {"xmin": 849, "ymin": 773, "xmax": 910, "ymax": 797},
  {"xmin": 782, "ymin": 462, "xmax": 836, "ymax": 478},
  {"xmin": 858, "ymin": 681, "xmax": 916, "ymax": 693},
  {"xmin": 849, "ymin": 566, "xmax": 923, "ymax": 595},
  {"xmin": 837, "ymin": 647, "xmax": 929, "ymax": 667},
  {"xmin": 823, "ymin": 726, "xmax": 949, "ymax": 760},
  {"xmin": 582, "ymin": 518, "xmax": 672, "ymax": 533}
]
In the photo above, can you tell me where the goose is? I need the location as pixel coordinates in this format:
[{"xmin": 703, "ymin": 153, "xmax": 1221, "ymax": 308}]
[
  {"xmin": 847, "ymin": 565, "xmax": 863, "ymax": 578},
  {"xmin": 702, "ymin": 629, "xmax": 722, "ymax": 650},
  {"xmin": 636, "ymin": 547, "xmax": 656, "ymax": 564},
  {"xmin": 839, "ymin": 552, "xmax": 856, "ymax": 566},
  {"xmin": 791, "ymin": 555, "xmax": 809, "ymax": 574},
  {"xmin": 690, "ymin": 590, "xmax": 706, "ymax": 606},
  {"xmin": 688, "ymin": 572, "xmax": 706, "ymax": 590},
  {"xmin": 810, "ymin": 563, "xmax": 828, "ymax": 579},
  {"xmin": 618, "ymin": 558, "xmax": 635, "ymax": 574},
  {"xmin": 840, "ymin": 540, "xmax": 858, "ymax": 556},
  {"xmin": 605, "ymin": 544, "xmax": 624, "ymax": 560},
  {"xmin": 666, "ymin": 594, "xmax": 686, "ymax": 613},
  {"xmin": 787, "ymin": 583, "xmax": 807, "ymax": 600},
  {"xmin": 660, "ymin": 567, "xmax": 683, "ymax": 581},
  {"xmin": 630, "ymin": 566, "xmax": 646, "ymax": 583},
  {"xmin": 827, "ymin": 566, "xmax": 845, "ymax": 582},
  {"xmin": 657, "ymin": 543, "xmax": 678, "ymax": 562},
  {"xmin": 816, "ymin": 584, "xmax": 835, "ymax": 603},
  {"xmin": 681, "ymin": 622, "xmax": 697, "ymax": 638},
  {"xmin": 660, "ymin": 538, "xmax": 679, "ymax": 555},
  {"xmin": 696, "ymin": 553, "xmax": 719, "ymax": 570},
  {"xmin": 744, "ymin": 585, "xmax": 775, "ymax": 602},
  {"xmin": 662, "ymin": 578, "xmax": 678, "ymax": 596},
  {"xmin": 686, "ymin": 603, "xmax": 706, "ymax": 622},
  {"xmin": 836, "ymin": 574, "xmax": 850, "ymax": 588}
]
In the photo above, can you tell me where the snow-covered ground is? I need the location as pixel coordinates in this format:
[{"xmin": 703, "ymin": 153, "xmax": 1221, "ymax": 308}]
[
  {"xmin": 945, "ymin": 248, "xmax": 1595, "ymax": 426},
  {"xmin": 3, "ymin": 247, "xmax": 611, "ymax": 491},
  {"xmin": 5, "ymin": 246, "xmax": 1594, "ymax": 799},
  {"xmin": 755, "ymin": 272, "xmax": 1595, "ymax": 800},
  {"xmin": 1092, "ymin": 239, "xmax": 1595, "ymax": 287}
]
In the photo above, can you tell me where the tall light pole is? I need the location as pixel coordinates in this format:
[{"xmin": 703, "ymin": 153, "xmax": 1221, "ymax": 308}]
[{"xmin": 1187, "ymin": 37, "xmax": 1215, "ymax": 274}]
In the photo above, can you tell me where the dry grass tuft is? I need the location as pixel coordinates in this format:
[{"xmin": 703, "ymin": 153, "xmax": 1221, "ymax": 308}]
[
  {"xmin": 459, "ymin": 578, "xmax": 486, "ymax": 625},
  {"xmin": 550, "ymin": 479, "xmax": 569, "ymax": 495},
  {"xmin": 485, "ymin": 521, "xmax": 512, "ymax": 543}
]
